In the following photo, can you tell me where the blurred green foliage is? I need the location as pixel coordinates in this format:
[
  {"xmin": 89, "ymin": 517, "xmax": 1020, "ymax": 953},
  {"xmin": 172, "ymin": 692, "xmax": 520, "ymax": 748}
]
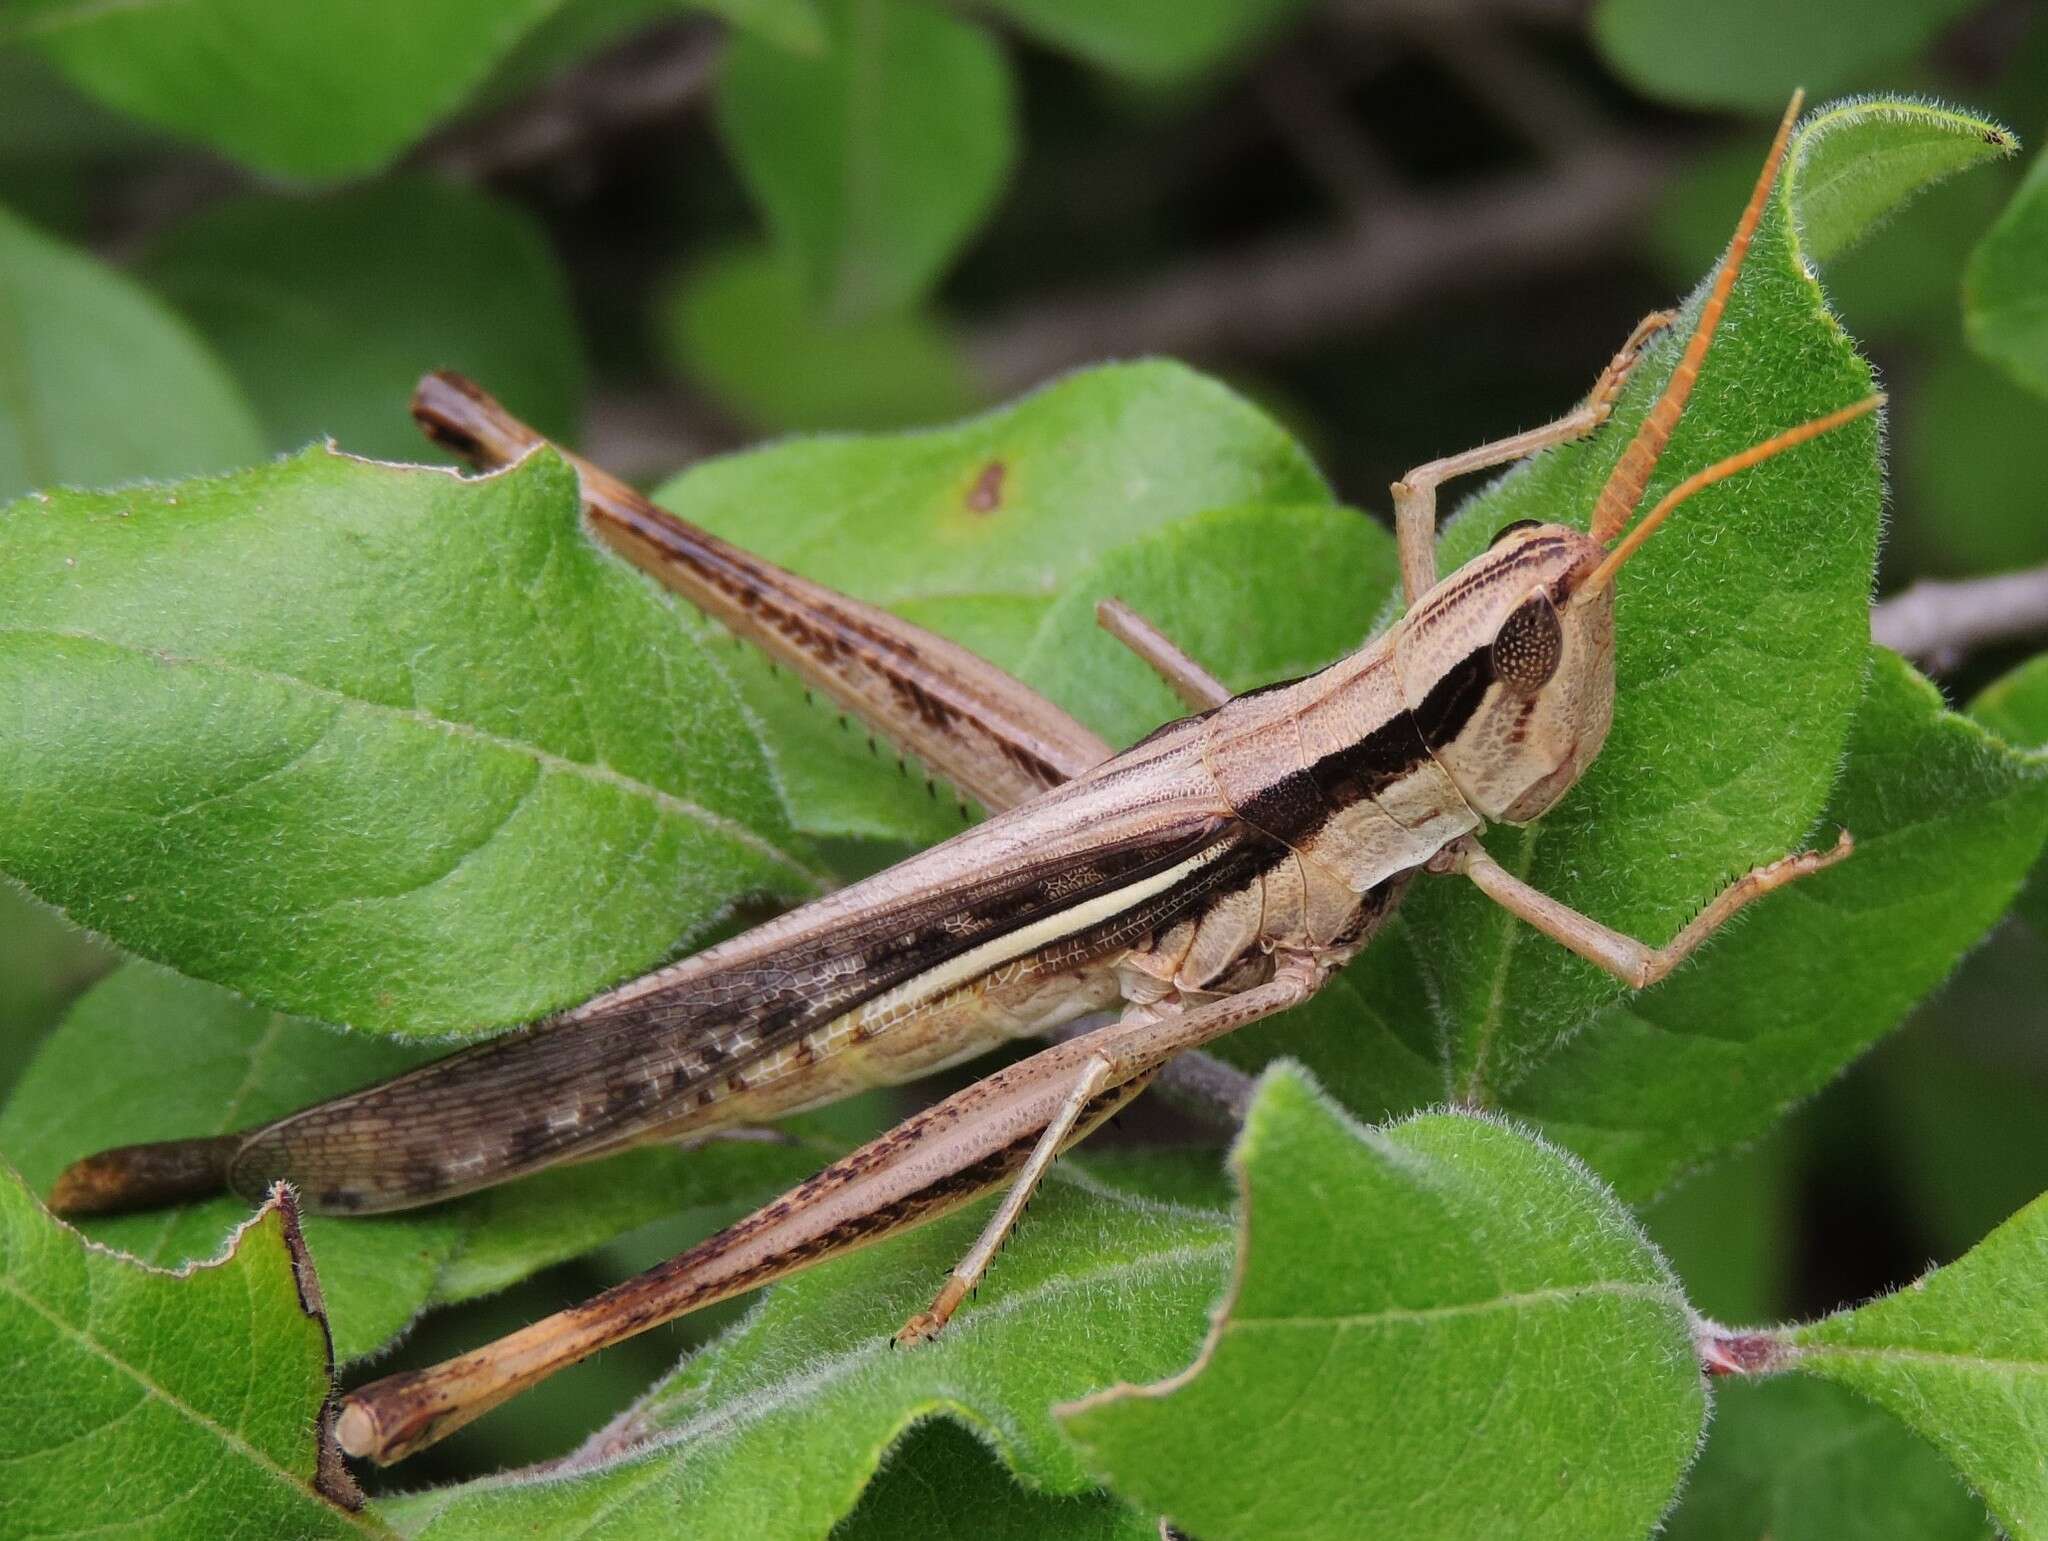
[{"xmin": 4, "ymin": 0, "xmax": 2048, "ymax": 1535}]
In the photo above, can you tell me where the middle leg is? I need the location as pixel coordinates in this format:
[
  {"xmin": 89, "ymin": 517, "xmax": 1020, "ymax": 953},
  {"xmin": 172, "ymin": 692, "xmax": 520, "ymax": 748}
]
[{"xmin": 1433, "ymin": 829, "xmax": 1854, "ymax": 989}]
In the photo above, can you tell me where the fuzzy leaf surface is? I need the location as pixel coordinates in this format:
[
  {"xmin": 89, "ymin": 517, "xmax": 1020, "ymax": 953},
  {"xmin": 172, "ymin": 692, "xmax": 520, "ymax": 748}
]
[
  {"xmin": 0, "ymin": 447, "xmax": 815, "ymax": 1035},
  {"xmin": 1355, "ymin": 103, "xmax": 1887, "ymax": 1109},
  {"xmin": 1061, "ymin": 1068, "xmax": 1703, "ymax": 1541},
  {"xmin": 1503, "ymin": 650, "xmax": 2048, "ymax": 1201},
  {"xmin": 0, "ymin": 1165, "xmax": 378, "ymax": 1537},
  {"xmin": 379, "ymin": 1176, "xmax": 1232, "ymax": 1538},
  {"xmin": 1787, "ymin": 1191, "xmax": 2048, "ymax": 1538}
]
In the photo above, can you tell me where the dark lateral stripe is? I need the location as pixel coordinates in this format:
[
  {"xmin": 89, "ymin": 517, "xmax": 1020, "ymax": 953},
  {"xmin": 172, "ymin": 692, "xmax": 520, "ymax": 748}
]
[
  {"xmin": 1233, "ymin": 644, "xmax": 1495, "ymax": 846},
  {"xmin": 1412, "ymin": 644, "xmax": 1495, "ymax": 748}
]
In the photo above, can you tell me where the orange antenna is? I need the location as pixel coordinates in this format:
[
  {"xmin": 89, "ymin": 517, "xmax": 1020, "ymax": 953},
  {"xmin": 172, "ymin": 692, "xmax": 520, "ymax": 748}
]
[
  {"xmin": 1588, "ymin": 90, "xmax": 1805, "ymax": 545},
  {"xmin": 1581, "ymin": 394, "xmax": 1882, "ymax": 596}
]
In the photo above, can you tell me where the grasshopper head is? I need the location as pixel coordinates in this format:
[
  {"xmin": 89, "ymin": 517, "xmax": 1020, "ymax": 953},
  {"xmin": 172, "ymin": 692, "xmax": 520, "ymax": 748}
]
[
  {"xmin": 1393, "ymin": 521, "xmax": 1615, "ymax": 826},
  {"xmin": 1391, "ymin": 91, "xmax": 1880, "ymax": 830}
]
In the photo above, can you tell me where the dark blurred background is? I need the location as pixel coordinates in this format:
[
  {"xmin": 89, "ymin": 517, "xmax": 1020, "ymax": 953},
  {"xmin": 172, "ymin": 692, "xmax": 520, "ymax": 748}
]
[{"xmin": 3, "ymin": 0, "xmax": 2046, "ymax": 1494}]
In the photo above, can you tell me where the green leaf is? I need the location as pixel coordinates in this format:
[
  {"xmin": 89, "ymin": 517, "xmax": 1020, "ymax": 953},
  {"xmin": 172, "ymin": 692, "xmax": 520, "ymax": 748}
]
[
  {"xmin": 0, "ymin": 447, "xmax": 818, "ymax": 1035},
  {"xmin": 139, "ymin": 179, "xmax": 584, "ymax": 462},
  {"xmin": 1366, "ymin": 102, "xmax": 1889, "ymax": 1109},
  {"xmin": 1061, "ymin": 1068, "xmax": 1704, "ymax": 1540},
  {"xmin": 0, "ymin": 963, "xmax": 840, "ymax": 1360},
  {"xmin": 717, "ymin": 0, "xmax": 1015, "ymax": 317},
  {"xmin": 1786, "ymin": 99, "xmax": 2017, "ymax": 267},
  {"xmin": 648, "ymin": 360, "xmax": 1330, "ymax": 847},
  {"xmin": 695, "ymin": 0, "xmax": 827, "ymax": 53},
  {"xmin": 1899, "ymin": 351, "xmax": 2048, "ymax": 574},
  {"xmin": 1203, "ymin": 103, "xmax": 2020, "ymax": 1158},
  {"xmin": 0, "ymin": 887, "xmax": 111, "ymax": 1097},
  {"xmin": 831, "ymin": 1418, "xmax": 1155, "ymax": 1541},
  {"xmin": 0, "ymin": 1162, "xmax": 380, "ymax": 1537},
  {"xmin": 1592, "ymin": 0, "xmax": 1987, "ymax": 113},
  {"xmin": 1974, "ymin": 654, "xmax": 2048, "ymax": 747},
  {"xmin": 1970, "ymin": 653, "xmax": 2048, "ymax": 936},
  {"xmin": 1648, "ymin": 130, "xmax": 2013, "ymax": 344},
  {"xmin": 378, "ymin": 1173, "xmax": 1232, "ymax": 1538},
  {"xmin": 1785, "ymin": 1190, "xmax": 2048, "ymax": 1537},
  {"xmin": 1968, "ymin": 147, "xmax": 2048, "ymax": 400},
  {"xmin": 1504, "ymin": 649, "xmax": 2048, "ymax": 1202},
  {"xmin": 1663, "ymin": 1378, "xmax": 1993, "ymax": 1541},
  {"xmin": 659, "ymin": 246, "xmax": 981, "ymax": 432},
  {"xmin": 980, "ymin": 0, "xmax": 1308, "ymax": 83},
  {"xmin": 10, "ymin": 0, "xmax": 567, "ymax": 180},
  {"xmin": 0, "ymin": 204, "xmax": 262, "ymax": 503}
]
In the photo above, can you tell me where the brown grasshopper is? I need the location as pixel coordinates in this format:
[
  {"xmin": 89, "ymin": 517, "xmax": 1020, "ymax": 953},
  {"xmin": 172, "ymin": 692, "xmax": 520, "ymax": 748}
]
[{"xmin": 49, "ymin": 95, "xmax": 1874, "ymax": 1465}]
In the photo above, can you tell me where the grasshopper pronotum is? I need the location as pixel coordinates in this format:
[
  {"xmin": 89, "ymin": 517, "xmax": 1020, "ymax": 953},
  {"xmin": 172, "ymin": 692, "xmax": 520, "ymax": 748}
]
[{"xmin": 50, "ymin": 94, "xmax": 1875, "ymax": 1465}]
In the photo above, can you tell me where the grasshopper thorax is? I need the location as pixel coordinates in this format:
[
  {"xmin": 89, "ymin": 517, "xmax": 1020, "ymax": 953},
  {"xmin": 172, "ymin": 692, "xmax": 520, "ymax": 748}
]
[{"xmin": 1393, "ymin": 520, "xmax": 1615, "ymax": 826}]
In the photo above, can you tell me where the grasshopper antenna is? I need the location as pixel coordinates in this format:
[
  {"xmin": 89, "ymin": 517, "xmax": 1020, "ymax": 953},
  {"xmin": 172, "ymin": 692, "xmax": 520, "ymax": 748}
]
[
  {"xmin": 1581, "ymin": 393, "xmax": 1883, "ymax": 595},
  {"xmin": 1588, "ymin": 90, "xmax": 1804, "ymax": 545}
]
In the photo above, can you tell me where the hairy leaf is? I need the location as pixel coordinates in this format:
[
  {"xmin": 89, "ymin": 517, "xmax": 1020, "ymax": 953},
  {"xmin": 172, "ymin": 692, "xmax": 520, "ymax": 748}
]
[
  {"xmin": 140, "ymin": 180, "xmax": 584, "ymax": 462},
  {"xmin": 1787, "ymin": 99, "xmax": 2017, "ymax": 266},
  {"xmin": 1785, "ymin": 1191, "xmax": 2048, "ymax": 1537},
  {"xmin": 1061, "ymin": 1068, "xmax": 1703, "ymax": 1541},
  {"xmin": 0, "ymin": 205, "xmax": 261, "ymax": 502},
  {"xmin": 0, "ymin": 963, "xmax": 837, "ymax": 1360},
  {"xmin": 0, "ymin": 447, "xmax": 817, "ymax": 1034},
  {"xmin": 718, "ymin": 0, "xmax": 1014, "ymax": 317},
  {"xmin": 0, "ymin": 1164, "xmax": 378, "ymax": 1536},
  {"xmin": 1504, "ymin": 650, "xmax": 2048, "ymax": 1201},
  {"xmin": 1195, "ymin": 104, "xmax": 2020, "ymax": 1154},
  {"xmin": 1327, "ymin": 102, "xmax": 1909, "ymax": 1112},
  {"xmin": 1664, "ymin": 1378, "xmax": 1992, "ymax": 1541},
  {"xmin": 379, "ymin": 1176, "xmax": 1231, "ymax": 1538},
  {"xmin": 11, "ymin": 0, "xmax": 566, "ymax": 179}
]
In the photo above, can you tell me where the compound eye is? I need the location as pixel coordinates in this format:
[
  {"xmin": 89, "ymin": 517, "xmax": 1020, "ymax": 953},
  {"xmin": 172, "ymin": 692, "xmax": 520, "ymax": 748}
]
[
  {"xmin": 1492, "ymin": 591, "xmax": 1563, "ymax": 693},
  {"xmin": 1487, "ymin": 518, "xmax": 1542, "ymax": 550}
]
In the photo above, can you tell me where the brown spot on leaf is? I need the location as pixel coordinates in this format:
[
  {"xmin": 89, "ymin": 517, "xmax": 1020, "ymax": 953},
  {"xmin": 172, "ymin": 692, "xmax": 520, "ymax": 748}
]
[{"xmin": 965, "ymin": 460, "xmax": 1006, "ymax": 513}]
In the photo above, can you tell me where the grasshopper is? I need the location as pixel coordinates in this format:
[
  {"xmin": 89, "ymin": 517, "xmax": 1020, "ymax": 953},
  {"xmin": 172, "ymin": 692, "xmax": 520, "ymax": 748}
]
[{"xmin": 49, "ymin": 96, "xmax": 1874, "ymax": 1466}]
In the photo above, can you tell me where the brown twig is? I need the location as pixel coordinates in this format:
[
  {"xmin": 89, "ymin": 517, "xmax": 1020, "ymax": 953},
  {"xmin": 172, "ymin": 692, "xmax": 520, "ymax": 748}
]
[
  {"xmin": 1871, "ymin": 561, "xmax": 2048, "ymax": 672},
  {"xmin": 419, "ymin": 21, "xmax": 724, "ymax": 180},
  {"xmin": 963, "ymin": 141, "xmax": 1666, "ymax": 396}
]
